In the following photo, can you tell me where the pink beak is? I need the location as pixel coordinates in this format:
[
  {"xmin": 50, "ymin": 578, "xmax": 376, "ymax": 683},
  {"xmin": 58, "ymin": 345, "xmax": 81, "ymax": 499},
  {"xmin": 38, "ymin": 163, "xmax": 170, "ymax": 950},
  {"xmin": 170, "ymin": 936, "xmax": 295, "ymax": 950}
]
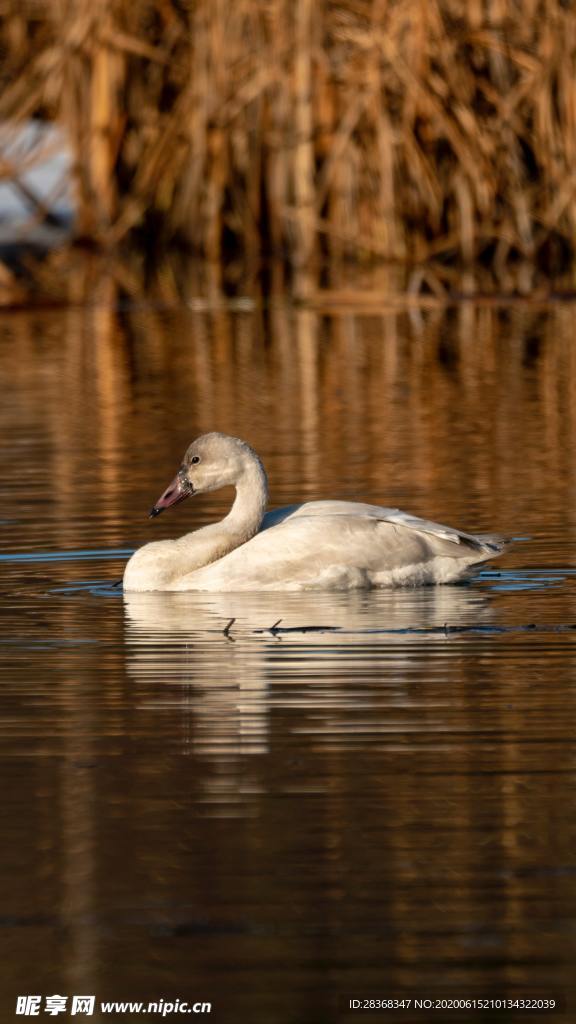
[{"xmin": 149, "ymin": 471, "xmax": 193, "ymax": 518}]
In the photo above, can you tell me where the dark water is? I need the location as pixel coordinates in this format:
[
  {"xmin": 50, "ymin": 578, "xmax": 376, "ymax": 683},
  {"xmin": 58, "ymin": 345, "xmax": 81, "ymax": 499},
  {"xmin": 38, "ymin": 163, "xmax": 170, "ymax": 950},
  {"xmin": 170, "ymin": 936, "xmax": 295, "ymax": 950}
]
[{"xmin": 1, "ymin": 300, "xmax": 576, "ymax": 1023}]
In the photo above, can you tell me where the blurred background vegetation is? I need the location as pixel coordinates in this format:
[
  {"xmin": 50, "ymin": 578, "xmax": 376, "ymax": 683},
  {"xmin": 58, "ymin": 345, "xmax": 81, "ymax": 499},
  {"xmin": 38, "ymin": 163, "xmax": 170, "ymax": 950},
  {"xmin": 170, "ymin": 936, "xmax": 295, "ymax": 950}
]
[{"xmin": 1, "ymin": 0, "xmax": 575, "ymax": 302}]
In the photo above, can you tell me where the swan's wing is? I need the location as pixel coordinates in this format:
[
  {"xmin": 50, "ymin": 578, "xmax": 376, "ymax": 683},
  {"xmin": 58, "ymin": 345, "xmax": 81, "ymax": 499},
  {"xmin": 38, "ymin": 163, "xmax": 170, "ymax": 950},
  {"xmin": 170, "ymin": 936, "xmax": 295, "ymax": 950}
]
[
  {"xmin": 377, "ymin": 510, "xmax": 506, "ymax": 553},
  {"xmin": 262, "ymin": 500, "xmax": 505, "ymax": 554},
  {"xmin": 173, "ymin": 504, "xmax": 507, "ymax": 591}
]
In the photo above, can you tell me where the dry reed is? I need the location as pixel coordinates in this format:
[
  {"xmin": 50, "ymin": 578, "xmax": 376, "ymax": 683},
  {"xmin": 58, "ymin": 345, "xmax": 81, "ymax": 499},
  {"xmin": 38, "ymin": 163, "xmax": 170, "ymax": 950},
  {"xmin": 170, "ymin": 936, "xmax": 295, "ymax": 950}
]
[{"xmin": 1, "ymin": 0, "xmax": 576, "ymax": 286}]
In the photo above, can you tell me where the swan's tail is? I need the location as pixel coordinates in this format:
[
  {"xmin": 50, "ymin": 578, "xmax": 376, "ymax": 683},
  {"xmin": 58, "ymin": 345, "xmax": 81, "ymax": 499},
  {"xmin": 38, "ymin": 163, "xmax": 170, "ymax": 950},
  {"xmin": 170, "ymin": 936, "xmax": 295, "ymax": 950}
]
[{"xmin": 468, "ymin": 532, "xmax": 511, "ymax": 555}]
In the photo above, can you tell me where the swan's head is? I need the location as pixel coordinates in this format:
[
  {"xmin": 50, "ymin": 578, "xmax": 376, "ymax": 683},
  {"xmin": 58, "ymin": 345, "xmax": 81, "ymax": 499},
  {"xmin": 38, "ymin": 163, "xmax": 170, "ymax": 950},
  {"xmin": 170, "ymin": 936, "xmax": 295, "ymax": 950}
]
[{"xmin": 149, "ymin": 433, "xmax": 265, "ymax": 518}]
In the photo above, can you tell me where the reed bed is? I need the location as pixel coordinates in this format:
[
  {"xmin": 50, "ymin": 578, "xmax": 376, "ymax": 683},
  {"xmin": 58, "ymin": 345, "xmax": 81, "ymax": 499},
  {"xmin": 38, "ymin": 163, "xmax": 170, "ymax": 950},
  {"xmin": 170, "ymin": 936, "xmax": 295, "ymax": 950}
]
[{"xmin": 1, "ymin": 0, "xmax": 576, "ymax": 286}]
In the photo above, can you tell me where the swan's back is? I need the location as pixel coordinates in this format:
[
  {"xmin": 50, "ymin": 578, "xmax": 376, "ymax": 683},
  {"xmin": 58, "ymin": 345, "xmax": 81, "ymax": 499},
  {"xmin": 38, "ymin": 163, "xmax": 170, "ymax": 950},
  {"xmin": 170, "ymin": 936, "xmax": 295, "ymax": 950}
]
[{"xmin": 262, "ymin": 500, "xmax": 504, "ymax": 553}]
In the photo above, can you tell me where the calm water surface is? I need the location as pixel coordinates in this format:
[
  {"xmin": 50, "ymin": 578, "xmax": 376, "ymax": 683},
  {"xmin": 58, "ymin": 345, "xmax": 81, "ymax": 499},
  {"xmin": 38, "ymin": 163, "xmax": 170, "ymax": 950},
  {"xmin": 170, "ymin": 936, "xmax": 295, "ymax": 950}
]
[{"xmin": 1, "ymin": 300, "xmax": 576, "ymax": 1022}]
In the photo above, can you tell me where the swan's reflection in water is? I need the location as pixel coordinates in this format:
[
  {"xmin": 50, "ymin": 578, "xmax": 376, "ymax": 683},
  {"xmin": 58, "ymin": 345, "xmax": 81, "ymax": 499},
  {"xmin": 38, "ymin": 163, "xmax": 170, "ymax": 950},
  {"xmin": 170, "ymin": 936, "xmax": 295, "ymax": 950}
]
[
  {"xmin": 124, "ymin": 586, "xmax": 492, "ymax": 813},
  {"xmin": 124, "ymin": 585, "xmax": 491, "ymax": 638}
]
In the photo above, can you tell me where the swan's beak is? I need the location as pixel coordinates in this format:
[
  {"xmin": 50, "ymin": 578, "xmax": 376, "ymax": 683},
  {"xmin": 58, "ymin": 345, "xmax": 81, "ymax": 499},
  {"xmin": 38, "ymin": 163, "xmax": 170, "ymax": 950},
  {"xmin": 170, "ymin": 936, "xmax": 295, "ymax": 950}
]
[{"xmin": 149, "ymin": 473, "xmax": 194, "ymax": 518}]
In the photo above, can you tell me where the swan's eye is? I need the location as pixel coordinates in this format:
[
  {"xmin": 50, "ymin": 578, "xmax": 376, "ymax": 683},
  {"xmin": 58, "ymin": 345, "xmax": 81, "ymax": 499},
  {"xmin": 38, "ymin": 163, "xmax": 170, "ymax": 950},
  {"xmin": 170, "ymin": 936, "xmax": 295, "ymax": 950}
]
[{"xmin": 190, "ymin": 455, "xmax": 200, "ymax": 465}]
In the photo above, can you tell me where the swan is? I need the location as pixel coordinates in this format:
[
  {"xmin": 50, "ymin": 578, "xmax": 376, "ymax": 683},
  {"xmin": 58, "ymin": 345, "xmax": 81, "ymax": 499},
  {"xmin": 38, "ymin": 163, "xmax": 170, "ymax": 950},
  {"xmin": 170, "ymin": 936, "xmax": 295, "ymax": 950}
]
[{"xmin": 123, "ymin": 432, "xmax": 507, "ymax": 592}]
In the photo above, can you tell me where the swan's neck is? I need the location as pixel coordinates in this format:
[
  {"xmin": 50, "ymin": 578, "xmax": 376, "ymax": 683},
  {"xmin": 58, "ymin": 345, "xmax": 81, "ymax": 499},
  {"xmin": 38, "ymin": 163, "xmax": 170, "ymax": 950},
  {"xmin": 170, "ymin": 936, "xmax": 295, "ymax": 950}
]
[
  {"xmin": 221, "ymin": 458, "xmax": 269, "ymax": 545},
  {"xmin": 176, "ymin": 455, "xmax": 268, "ymax": 571}
]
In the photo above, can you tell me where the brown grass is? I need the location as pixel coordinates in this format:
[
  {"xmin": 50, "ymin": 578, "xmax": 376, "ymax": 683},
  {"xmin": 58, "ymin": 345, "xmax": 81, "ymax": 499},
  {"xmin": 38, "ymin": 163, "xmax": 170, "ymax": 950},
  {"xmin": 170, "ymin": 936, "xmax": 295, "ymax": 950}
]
[{"xmin": 1, "ymin": 0, "xmax": 576, "ymax": 283}]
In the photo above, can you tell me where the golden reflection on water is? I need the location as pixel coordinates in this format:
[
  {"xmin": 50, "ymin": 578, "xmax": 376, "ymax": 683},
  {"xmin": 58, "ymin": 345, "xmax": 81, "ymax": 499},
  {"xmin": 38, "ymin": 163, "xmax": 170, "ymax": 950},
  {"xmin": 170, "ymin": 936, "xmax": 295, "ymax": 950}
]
[{"xmin": 2, "ymin": 299, "xmax": 576, "ymax": 1019}]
